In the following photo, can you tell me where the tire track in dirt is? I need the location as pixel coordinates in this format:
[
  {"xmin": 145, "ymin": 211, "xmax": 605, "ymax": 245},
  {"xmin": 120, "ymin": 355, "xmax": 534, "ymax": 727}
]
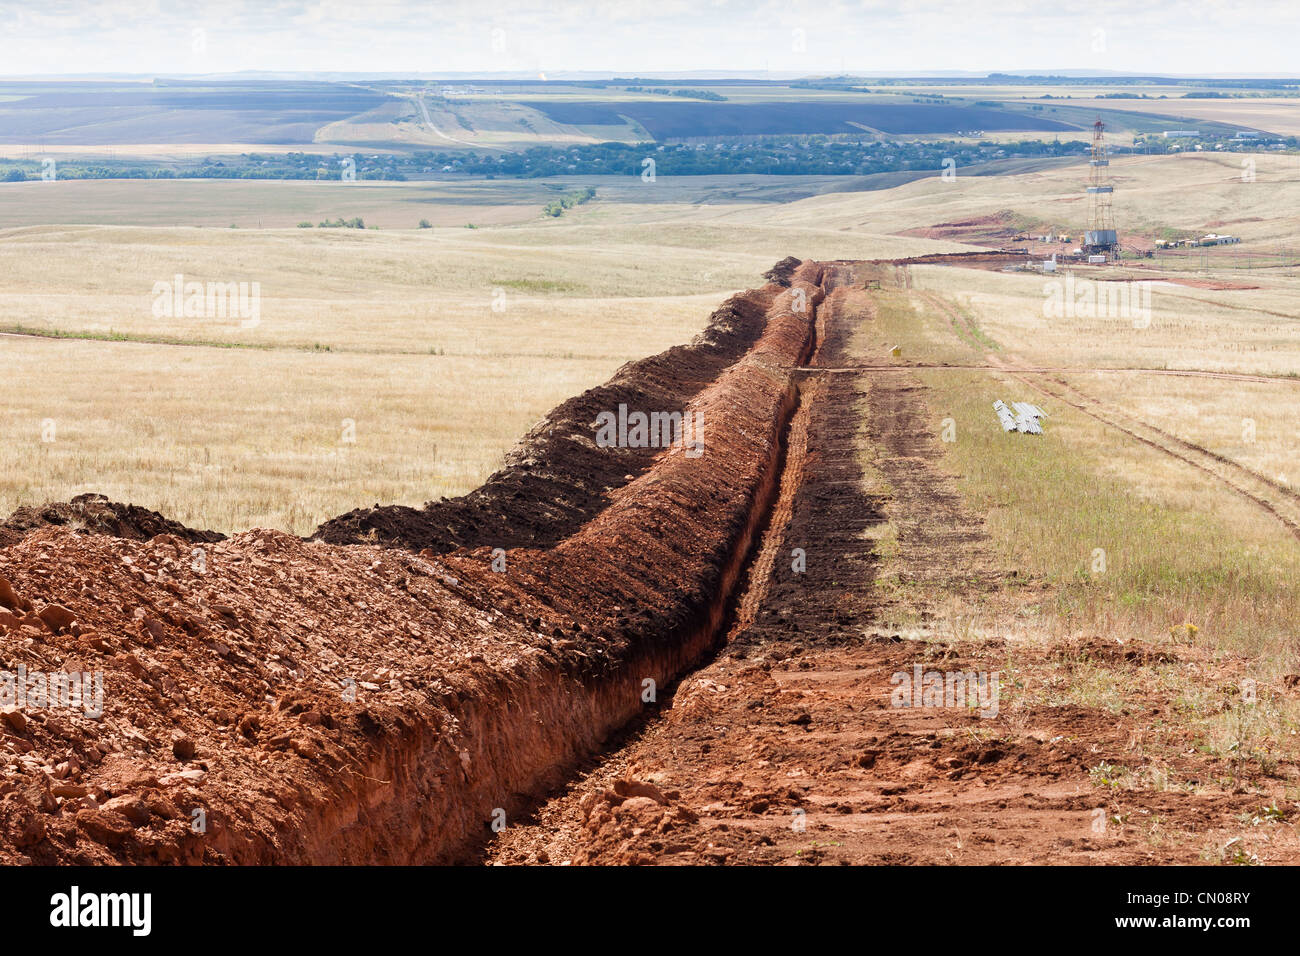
[
  {"xmin": 800, "ymin": 364, "xmax": 1300, "ymax": 386},
  {"xmin": 1009, "ymin": 371, "xmax": 1300, "ymax": 542},
  {"xmin": 913, "ymin": 288, "xmax": 983, "ymax": 352},
  {"xmin": 863, "ymin": 373, "xmax": 1000, "ymax": 589},
  {"xmin": 726, "ymin": 376, "xmax": 821, "ymax": 639},
  {"xmin": 1049, "ymin": 373, "xmax": 1300, "ymax": 508},
  {"xmin": 913, "ymin": 284, "xmax": 1300, "ymax": 542},
  {"xmin": 842, "ymin": 284, "xmax": 998, "ymax": 589}
]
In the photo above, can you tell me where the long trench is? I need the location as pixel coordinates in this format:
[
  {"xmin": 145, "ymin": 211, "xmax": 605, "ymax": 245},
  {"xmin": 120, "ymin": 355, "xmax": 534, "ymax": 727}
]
[{"xmin": 472, "ymin": 267, "xmax": 854, "ymax": 864}]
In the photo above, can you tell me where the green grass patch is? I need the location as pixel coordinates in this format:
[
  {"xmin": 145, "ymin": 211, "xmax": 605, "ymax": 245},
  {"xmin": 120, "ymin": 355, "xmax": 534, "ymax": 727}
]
[
  {"xmin": 489, "ymin": 277, "xmax": 587, "ymax": 294},
  {"xmin": 858, "ymin": 289, "xmax": 987, "ymax": 366},
  {"xmin": 917, "ymin": 368, "xmax": 1300, "ymax": 655}
]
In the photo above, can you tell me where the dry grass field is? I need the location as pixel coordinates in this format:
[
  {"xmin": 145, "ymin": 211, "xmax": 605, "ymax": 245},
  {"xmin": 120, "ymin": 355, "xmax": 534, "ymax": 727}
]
[
  {"xmin": 0, "ymin": 173, "xmax": 928, "ymax": 229},
  {"xmin": 2, "ymin": 144, "xmax": 1299, "ymax": 868},
  {"xmin": 852, "ymin": 266, "xmax": 1300, "ymax": 659},
  {"xmin": 0, "ymin": 220, "xmax": 753, "ymax": 533},
  {"xmin": 1067, "ymin": 98, "xmax": 1300, "ymax": 138},
  {"xmin": 0, "ymin": 179, "xmax": 548, "ymax": 229},
  {"xmin": 911, "ymin": 265, "xmax": 1300, "ymax": 376},
  {"xmin": 1, "ymin": 334, "xmax": 627, "ymax": 535},
  {"xmin": 899, "ymin": 82, "xmax": 1300, "ymax": 136},
  {"xmin": 3, "ymin": 154, "xmax": 1298, "ymax": 574},
  {"xmin": 1079, "ymin": 373, "xmax": 1297, "ymax": 482},
  {"xmin": 0, "ymin": 177, "xmax": 950, "ymax": 533},
  {"xmin": 737, "ymin": 151, "xmax": 1300, "ymax": 242}
]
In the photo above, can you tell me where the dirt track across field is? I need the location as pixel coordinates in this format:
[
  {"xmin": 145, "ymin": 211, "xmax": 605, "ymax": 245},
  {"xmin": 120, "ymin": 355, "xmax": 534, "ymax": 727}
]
[
  {"xmin": 800, "ymin": 365, "xmax": 1300, "ymax": 386},
  {"xmin": 1011, "ymin": 373, "xmax": 1300, "ymax": 542}
]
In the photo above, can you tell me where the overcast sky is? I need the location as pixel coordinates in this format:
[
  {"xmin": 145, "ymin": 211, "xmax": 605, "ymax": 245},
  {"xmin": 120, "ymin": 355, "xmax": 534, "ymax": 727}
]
[{"xmin": 1, "ymin": 0, "xmax": 1296, "ymax": 77}]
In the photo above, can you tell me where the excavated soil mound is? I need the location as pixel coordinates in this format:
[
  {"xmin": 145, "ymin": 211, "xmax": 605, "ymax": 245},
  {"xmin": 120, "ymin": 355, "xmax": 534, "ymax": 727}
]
[
  {"xmin": 0, "ymin": 260, "xmax": 827, "ymax": 865},
  {"xmin": 875, "ymin": 251, "xmax": 1033, "ymax": 269},
  {"xmin": 0, "ymin": 494, "xmax": 224, "ymax": 550},
  {"xmin": 0, "ymin": 529, "xmax": 559, "ymax": 863},
  {"xmin": 313, "ymin": 290, "xmax": 773, "ymax": 554},
  {"xmin": 763, "ymin": 255, "xmax": 802, "ymax": 287},
  {"xmin": 896, "ymin": 211, "xmax": 1025, "ymax": 245}
]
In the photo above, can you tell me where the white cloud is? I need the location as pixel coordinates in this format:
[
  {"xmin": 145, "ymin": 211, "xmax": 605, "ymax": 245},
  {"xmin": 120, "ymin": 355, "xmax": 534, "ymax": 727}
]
[{"xmin": 0, "ymin": 0, "xmax": 1295, "ymax": 74}]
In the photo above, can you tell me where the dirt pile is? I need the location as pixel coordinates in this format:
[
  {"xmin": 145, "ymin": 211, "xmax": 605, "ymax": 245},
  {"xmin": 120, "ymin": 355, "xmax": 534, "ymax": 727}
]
[
  {"xmin": 763, "ymin": 256, "xmax": 802, "ymax": 287},
  {"xmin": 0, "ymin": 494, "xmax": 224, "ymax": 550},
  {"xmin": 0, "ymin": 530, "xmax": 566, "ymax": 863},
  {"xmin": 313, "ymin": 289, "xmax": 773, "ymax": 554},
  {"xmin": 0, "ymin": 260, "xmax": 827, "ymax": 864},
  {"xmin": 896, "ymin": 210, "xmax": 1028, "ymax": 246},
  {"xmin": 873, "ymin": 250, "xmax": 1033, "ymax": 269}
]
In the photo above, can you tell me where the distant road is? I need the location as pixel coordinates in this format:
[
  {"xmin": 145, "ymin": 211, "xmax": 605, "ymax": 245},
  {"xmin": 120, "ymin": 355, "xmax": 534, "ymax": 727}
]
[{"xmin": 412, "ymin": 94, "xmax": 478, "ymax": 148}]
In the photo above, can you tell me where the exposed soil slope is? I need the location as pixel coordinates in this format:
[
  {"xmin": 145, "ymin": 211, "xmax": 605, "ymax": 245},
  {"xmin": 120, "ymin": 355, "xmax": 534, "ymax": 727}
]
[
  {"xmin": 0, "ymin": 261, "xmax": 826, "ymax": 864},
  {"xmin": 313, "ymin": 290, "xmax": 774, "ymax": 554}
]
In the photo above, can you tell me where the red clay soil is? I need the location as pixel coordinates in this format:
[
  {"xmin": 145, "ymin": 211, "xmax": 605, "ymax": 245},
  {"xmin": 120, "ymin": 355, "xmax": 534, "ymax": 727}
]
[
  {"xmin": 484, "ymin": 271, "xmax": 1300, "ymax": 867},
  {"xmin": 896, "ymin": 211, "xmax": 1025, "ymax": 246},
  {"xmin": 867, "ymin": 251, "xmax": 1037, "ymax": 270},
  {"xmin": 0, "ymin": 260, "xmax": 826, "ymax": 864}
]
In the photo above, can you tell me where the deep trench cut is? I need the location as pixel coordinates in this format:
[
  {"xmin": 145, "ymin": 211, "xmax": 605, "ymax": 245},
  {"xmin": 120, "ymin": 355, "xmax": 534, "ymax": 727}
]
[
  {"xmin": 417, "ymin": 264, "xmax": 828, "ymax": 863},
  {"xmin": 0, "ymin": 260, "xmax": 830, "ymax": 866}
]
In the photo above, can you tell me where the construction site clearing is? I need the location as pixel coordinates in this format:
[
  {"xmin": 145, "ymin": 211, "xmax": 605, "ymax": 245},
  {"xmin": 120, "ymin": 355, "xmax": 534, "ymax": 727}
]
[{"xmin": 0, "ymin": 253, "xmax": 1296, "ymax": 866}]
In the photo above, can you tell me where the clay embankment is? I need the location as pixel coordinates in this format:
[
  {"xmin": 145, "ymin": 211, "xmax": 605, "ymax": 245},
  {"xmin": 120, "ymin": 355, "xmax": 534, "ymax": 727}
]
[{"xmin": 0, "ymin": 260, "xmax": 824, "ymax": 863}]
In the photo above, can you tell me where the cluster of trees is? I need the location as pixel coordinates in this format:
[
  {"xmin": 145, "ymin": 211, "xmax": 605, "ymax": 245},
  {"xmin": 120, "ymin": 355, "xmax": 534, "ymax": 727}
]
[
  {"xmin": 202, "ymin": 166, "xmax": 406, "ymax": 181},
  {"xmin": 0, "ymin": 165, "xmax": 180, "ymax": 180},
  {"xmin": 416, "ymin": 138, "xmax": 1088, "ymax": 178},
  {"xmin": 789, "ymin": 79, "xmax": 875, "ymax": 93},
  {"xmin": 0, "ymin": 140, "xmax": 1095, "ymax": 183},
  {"xmin": 0, "ymin": 162, "xmax": 406, "ymax": 182},
  {"xmin": 543, "ymin": 186, "xmax": 597, "ymax": 217},
  {"xmin": 621, "ymin": 86, "xmax": 727, "ymax": 101},
  {"xmin": 298, "ymin": 217, "xmax": 367, "ymax": 228},
  {"xmin": 1131, "ymin": 134, "xmax": 1290, "ymax": 153},
  {"xmin": 6, "ymin": 131, "xmax": 1294, "ymax": 188}
]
